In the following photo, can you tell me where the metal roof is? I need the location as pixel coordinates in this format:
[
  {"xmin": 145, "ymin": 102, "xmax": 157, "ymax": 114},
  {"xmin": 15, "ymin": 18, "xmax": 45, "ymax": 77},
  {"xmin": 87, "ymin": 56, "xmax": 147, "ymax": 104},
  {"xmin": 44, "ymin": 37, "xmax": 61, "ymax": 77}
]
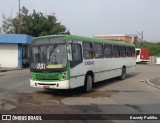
[{"xmin": 0, "ymin": 34, "xmax": 32, "ymax": 44}]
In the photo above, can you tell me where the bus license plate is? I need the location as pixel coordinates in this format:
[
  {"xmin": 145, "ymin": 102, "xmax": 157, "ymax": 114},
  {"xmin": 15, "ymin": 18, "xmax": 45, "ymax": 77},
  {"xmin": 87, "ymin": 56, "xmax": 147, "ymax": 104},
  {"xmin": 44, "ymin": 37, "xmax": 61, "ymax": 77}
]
[{"xmin": 43, "ymin": 86, "xmax": 50, "ymax": 89}]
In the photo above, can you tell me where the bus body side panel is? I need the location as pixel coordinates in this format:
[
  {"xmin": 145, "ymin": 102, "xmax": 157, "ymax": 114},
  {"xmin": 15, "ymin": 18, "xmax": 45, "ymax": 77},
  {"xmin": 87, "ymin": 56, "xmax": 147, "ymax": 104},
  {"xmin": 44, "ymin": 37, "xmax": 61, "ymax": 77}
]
[
  {"xmin": 69, "ymin": 56, "xmax": 136, "ymax": 89},
  {"xmin": 69, "ymin": 64, "xmax": 87, "ymax": 89},
  {"xmin": 93, "ymin": 57, "xmax": 136, "ymax": 83}
]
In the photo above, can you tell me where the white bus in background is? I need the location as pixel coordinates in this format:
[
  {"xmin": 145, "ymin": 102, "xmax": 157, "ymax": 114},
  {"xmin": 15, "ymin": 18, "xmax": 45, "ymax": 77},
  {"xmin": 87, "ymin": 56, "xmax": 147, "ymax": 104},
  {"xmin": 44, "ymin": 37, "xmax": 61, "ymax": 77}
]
[{"xmin": 30, "ymin": 35, "xmax": 136, "ymax": 92}]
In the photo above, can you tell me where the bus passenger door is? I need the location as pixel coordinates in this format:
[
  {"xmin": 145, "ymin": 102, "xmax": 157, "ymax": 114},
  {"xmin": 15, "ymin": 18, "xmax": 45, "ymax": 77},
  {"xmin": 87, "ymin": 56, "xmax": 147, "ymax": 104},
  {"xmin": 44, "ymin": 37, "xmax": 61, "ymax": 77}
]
[{"xmin": 69, "ymin": 43, "xmax": 85, "ymax": 88}]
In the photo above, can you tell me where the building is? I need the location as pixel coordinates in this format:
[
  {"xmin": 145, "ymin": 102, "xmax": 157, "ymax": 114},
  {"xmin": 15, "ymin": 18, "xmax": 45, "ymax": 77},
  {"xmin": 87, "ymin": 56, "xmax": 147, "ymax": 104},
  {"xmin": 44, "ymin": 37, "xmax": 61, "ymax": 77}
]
[
  {"xmin": 93, "ymin": 34, "xmax": 138, "ymax": 43},
  {"xmin": 0, "ymin": 34, "xmax": 32, "ymax": 68}
]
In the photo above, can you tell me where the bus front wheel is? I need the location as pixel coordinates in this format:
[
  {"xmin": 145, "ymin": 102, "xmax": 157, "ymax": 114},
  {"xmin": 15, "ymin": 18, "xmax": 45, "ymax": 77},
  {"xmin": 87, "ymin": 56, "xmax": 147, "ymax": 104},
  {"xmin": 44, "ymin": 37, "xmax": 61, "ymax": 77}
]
[{"xmin": 84, "ymin": 75, "xmax": 93, "ymax": 92}]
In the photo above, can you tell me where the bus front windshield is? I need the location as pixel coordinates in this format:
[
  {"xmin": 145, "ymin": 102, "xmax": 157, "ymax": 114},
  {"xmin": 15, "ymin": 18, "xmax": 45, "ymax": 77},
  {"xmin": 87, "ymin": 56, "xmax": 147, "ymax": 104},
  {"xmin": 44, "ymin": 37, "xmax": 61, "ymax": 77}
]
[{"xmin": 30, "ymin": 44, "xmax": 67, "ymax": 71}]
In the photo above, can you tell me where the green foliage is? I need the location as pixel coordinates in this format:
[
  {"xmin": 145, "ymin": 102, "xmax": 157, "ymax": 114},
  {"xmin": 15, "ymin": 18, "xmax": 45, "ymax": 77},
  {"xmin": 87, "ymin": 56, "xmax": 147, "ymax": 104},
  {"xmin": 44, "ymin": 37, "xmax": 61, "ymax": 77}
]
[
  {"xmin": 2, "ymin": 6, "xmax": 70, "ymax": 37},
  {"xmin": 135, "ymin": 42, "xmax": 160, "ymax": 56},
  {"xmin": 2, "ymin": 15, "xmax": 14, "ymax": 33}
]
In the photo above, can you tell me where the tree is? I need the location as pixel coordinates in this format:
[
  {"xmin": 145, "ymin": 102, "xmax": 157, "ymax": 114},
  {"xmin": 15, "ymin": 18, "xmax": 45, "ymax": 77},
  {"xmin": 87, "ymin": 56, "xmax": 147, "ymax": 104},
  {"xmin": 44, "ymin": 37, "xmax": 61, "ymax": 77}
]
[
  {"xmin": 134, "ymin": 42, "xmax": 160, "ymax": 56},
  {"xmin": 2, "ymin": 15, "xmax": 14, "ymax": 33},
  {"xmin": 2, "ymin": 7, "xmax": 70, "ymax": 37}
]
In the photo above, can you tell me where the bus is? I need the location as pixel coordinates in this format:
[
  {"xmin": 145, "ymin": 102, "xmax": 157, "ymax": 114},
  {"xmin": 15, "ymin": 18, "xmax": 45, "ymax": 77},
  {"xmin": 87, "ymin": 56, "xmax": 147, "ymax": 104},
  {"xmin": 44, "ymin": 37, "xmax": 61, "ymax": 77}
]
[
  {"xmin": 30, "ymin": 35, "xmax": 136, "ymax": 92},
  {"xmin": 136, "ymin": 48, "xmax": 150, "ymax": 63}
]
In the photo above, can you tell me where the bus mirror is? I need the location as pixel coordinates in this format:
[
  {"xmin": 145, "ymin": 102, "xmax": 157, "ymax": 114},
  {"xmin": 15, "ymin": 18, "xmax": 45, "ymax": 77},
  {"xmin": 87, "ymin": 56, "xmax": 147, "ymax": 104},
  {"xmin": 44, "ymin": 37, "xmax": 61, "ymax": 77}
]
[{"xmin": 68, "ymin": 44, "xmax": 72, "ymax": 61}]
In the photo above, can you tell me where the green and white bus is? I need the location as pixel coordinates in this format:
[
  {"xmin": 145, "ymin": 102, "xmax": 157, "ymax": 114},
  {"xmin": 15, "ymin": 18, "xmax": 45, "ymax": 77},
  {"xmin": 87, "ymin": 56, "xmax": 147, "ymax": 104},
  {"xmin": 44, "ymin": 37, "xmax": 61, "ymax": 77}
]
[{"xmin": 30, "ymin": 35, "xmax": 136, "ymax": 92}]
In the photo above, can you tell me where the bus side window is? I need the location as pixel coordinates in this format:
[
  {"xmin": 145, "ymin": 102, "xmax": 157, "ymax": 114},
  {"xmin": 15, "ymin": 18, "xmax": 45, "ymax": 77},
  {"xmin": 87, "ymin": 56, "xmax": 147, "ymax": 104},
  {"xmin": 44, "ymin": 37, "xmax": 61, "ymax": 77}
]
[
  {"xmin": 71, "ymin": 43, "xmax": 82, "ymax": 68},
  {"xmin": 121, "ymin": 46, "xmax": 127, "ymax": 57},
  {"xmin": 93, "ymin": 43, "xmax": 104, "ymax": 59},
  {"xmin": 127, "ymin": 47, "xmax": 132, "ymax": 57},
  {"xmin": 113, "ymin": 45, "xmax": 120, "ymax": 58},
  {"xmin": 105, "ymin": 44, "xmax": 113, "ymax": 58},
  {"xmin": 83, "ymin": 42, "xmax": 93, "ymax": 59},
  {"xmin": 125, "ymin": 46, "xmax": 127, "ymax": 57}
]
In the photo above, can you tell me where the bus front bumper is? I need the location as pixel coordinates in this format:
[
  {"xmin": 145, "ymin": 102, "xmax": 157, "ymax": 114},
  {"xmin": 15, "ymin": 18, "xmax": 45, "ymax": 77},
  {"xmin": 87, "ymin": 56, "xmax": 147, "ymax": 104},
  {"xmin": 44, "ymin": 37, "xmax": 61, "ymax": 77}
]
[{"xmin": 30, "ymin": 79, "xmax": 70, "ymax": 89}]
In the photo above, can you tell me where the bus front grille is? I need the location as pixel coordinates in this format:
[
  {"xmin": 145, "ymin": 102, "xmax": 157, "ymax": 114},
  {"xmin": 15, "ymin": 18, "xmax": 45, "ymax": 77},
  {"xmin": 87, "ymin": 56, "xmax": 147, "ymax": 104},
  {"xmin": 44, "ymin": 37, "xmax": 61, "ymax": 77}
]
[{"xmin": 38, "ymin": 83, "xmax": 56, "ymax": 86}]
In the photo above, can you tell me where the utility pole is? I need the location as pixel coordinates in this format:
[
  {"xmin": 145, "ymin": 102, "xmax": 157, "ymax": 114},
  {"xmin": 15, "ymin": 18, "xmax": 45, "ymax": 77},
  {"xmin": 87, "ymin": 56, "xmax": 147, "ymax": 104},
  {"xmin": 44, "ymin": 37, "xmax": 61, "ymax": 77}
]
[
  {"xmin": 18, "ymin": 0, "xmax": 21, "ymax": 34},
  {"xmin": 136, "ymin": 31, "xmax": 144, "ymax": 42},
  {"xmin": 141, "ymin": 31, "xmax": 143, "ymax": 41}
]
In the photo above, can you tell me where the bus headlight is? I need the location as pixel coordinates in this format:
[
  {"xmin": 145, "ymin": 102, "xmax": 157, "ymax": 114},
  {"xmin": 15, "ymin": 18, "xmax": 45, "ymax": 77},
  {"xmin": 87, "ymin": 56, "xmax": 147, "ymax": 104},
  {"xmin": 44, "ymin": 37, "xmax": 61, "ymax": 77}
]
[
  {"xmin": 62, "ymin": 75, "xmax": 67, "ymax": 80},
  {"xmin": 62, "ymin": 72, "xmax": 67, "ymax": 80}
]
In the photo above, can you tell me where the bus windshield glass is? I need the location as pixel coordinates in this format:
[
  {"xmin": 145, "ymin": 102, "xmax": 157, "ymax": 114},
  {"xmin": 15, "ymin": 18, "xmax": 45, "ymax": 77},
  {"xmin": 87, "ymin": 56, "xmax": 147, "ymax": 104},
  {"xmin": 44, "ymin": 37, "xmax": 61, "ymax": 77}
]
[{"xmin": 30, "ymin": 37, "xmax": 67, "ymax": 71}]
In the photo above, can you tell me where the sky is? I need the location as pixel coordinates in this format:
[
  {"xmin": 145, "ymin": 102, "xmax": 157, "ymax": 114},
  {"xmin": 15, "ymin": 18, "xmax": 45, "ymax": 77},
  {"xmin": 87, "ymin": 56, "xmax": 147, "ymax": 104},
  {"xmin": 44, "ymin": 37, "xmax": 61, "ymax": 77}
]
[{"xmin": 0, "ymin": 0, "xmax": 160, "ymax": 42}]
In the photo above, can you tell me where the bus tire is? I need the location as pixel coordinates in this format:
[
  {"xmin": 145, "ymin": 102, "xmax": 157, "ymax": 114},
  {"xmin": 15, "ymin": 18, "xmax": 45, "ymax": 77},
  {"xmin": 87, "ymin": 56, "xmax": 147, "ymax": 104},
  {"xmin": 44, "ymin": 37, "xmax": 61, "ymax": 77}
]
[
  {"xmin": 120, "ymin": 67, "xmax": 126, "ymax": 80},
  {"xmin": 84, "ymin": 75, "xmax": 93, "ymax": 92}
]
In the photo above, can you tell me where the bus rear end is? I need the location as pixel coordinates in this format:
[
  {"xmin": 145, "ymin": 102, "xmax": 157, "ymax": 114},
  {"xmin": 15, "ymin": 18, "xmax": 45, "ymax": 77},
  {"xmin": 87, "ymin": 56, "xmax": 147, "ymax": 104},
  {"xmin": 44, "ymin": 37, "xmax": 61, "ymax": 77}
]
[
  {"xmin": 136, "ymin": 48, "xmax": 150, "ymax": 63},
  {"xmin": 140, "ymin": 48, "xmax": 150, "ymax": 62}
]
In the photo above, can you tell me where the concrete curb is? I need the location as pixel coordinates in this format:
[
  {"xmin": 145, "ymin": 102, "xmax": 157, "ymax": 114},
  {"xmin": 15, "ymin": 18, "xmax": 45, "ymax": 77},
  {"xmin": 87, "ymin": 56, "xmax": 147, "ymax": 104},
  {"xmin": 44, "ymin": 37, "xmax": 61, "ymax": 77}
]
[
  {"xmin": 0, "ymin": 68, "xmax": 20, "ymax": 72},
  {"xmin": 146, "ymin": 79, "xmax": 160, "ymax": 90}
]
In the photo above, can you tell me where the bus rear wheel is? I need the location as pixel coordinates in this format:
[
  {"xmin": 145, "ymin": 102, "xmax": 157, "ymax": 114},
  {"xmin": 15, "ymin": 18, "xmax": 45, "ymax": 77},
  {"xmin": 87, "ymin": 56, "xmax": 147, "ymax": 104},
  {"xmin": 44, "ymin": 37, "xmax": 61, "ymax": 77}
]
[
  {"xmin": 120, "ymin": 67, "xmax": 126, "ymax": 80},
  {"xmin": 84, "ymin": 75, "xmax": 93, "ymax": 92}
]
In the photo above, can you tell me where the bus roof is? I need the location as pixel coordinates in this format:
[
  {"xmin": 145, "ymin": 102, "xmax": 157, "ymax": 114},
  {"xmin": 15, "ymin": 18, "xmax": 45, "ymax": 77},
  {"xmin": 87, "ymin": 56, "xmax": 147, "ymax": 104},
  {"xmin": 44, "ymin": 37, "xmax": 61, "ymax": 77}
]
[{"xmin": 33, "ymin": 34, "xmax": 135, "ymax": 47}]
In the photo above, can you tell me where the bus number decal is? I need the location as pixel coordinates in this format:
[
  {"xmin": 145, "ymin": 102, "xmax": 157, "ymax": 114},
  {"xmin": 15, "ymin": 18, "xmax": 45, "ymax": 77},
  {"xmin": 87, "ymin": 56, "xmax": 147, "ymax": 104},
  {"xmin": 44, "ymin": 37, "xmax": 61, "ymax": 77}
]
[
  {"xmin": 85, "ymin": 61, "xmax": 94, "ymax": 65},
  {"xmin": 37, "ymin": 63, "xmax": 46, "ymax": 69},
  {"xmin": 46, "ymin": 64, "xmax": 62, "ymax": 68}
]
